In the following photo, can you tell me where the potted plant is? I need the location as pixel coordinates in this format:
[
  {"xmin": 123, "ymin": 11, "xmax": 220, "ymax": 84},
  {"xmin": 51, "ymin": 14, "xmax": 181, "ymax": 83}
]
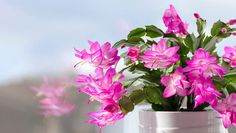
[{"xmin": 74, "ymin": 4, "xmax": 236, "ymax": 133}]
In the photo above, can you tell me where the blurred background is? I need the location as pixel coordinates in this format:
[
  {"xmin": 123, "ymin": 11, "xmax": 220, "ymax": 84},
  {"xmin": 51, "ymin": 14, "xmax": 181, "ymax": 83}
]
[{"xmin": 0, "ymin": 0, "xmax": 236, "ymax": 133}]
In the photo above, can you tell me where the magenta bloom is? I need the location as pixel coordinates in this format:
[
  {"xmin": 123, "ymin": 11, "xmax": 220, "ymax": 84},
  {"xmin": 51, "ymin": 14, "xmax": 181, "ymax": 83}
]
[
  {"xmin": 214, "ymin": 93, "xmax": 236, "ymax": 128},
  {"xmin": 88, "ymin": 109, "xmax": 124, "ymax": 127},
  {"xmin": 161, "ymin": 67, "xmax": 190, "ymax": 98},
  {"xmin": 184, "ymin": 49, "xmax": 227, "ymax": 80},
  {"xmin": 223, "ymin": 46, "xmax": 236, "ymax": 68},
  {"xmin": 75, "ymin": 41, "xmax": 120, "ymax": 69},
  {"xmin": 77, "ymin": 68, "xmax": 126, "ymax": 103},
  {"xmin": 162, "ymin": 4, "xmax": 188, "ymax": 35},
  {"xmin": 191, "ymin": 78, "xmax": 221, "ymax": 108},
  {"xmin": 227, "ymin": 19, "xmax": 236, "ymax": 25},
  {"xmin": 40, "ymin": 98, "xmax": 75, "ymax": 117},
  {"xmin": 127, "ymin": 46, "xmax": 140, "ymax": 62},
  {"xmin": 140, "ymin": 39, "xmax": 180, "ymax": 69}
]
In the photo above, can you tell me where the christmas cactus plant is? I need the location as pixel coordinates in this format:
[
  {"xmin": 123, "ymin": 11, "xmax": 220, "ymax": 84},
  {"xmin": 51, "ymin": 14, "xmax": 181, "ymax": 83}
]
[{"xmin": 74, "ymin": 4, "xmax": 236, "ymax": 131}]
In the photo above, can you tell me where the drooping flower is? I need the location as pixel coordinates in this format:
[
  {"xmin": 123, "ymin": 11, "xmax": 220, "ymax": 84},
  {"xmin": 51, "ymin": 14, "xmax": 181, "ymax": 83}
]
[
  {"xmin": 77, "ymin": 68, "xmax": 126, "ymax": 103},
  {"xmin": 191, "ymin": 78, "xmax": 222, "ymax": 108},
  {"xmin": 161, "ymin": 67, "xmax": 190, "ymax": 98},
  {"xmin": 127, "ymin": 47, "xmax": 140, "ymax": 62},
  {"xmin": 183, "ymin": 49, "xmax": 227, "ymax": 81},
  {"xmin": 40, "ymin": 97, "xmax": 75, "ymax": 117},
  {"xmin": 140, "ymin": 39, "xmax": 180, "ymax": 69},
  {"xmin": 223, "ymin": 46, "xmax": 236, "ymax": 68},
  {"xmin": 33, "ymin": 79, "xmax": 75, "ymax": 117},
  {"xmin": 162, "ymin": 4, "xmax": 188, "ymax": 35},
  {"xmin": 88, "ymin": 108, "xmax": 125, "ymax": 127},
  {"xmin": 214, "ymin": 93, "xmax": 236, "ymax": 128},
  {"xmin": 74, "ymin": 41, "xmax": 120, "ymax": 69}
]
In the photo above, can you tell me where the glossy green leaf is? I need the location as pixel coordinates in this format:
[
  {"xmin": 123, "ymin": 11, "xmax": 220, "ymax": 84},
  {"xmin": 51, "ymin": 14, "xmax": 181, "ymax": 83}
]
[
  {"xmin": 129, "ymin": 90, "xmax": 147, "ymax": 105},
  {"xmin": 128, "ymin": 28, "xmax": 146, "ymax": 38},
  {"xmin": 119, "ymin": 96, "xmax": 134, "ymax": 114},
  {"xmin": 145, "ymin": 25, "xmax": 164, "ymax": 38}
]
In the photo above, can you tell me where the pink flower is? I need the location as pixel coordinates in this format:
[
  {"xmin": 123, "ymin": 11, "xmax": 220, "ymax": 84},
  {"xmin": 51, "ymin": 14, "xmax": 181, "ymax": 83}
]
[
  {"xmin": 75, "ymin": 41, "xmax": 120, "ymax": 69},
  {"xmin": 40, "ymin": 98, "xmax": 75, "ymax": 117},
  {"xmin": 127, "ymin": 47, "xmax": 140, "ymax": 62},
  {"xmin": 161, "ymin": 67, "xmax": 190, "ymax": 98},
  {"xmin": 32, "ymin": 80, "xmax": 65, "ymax": 98},
  {"xmin": 191, "ymin": 78, "xmax": 221, "ymax": 108},
  {"xmin": 223, "ymin": 46, "xmax": 236, "ymax": 68},
  {"xmin": 33, "ymin": 80, "xmax": 75, "ymax": 117},
  {"xmin": 77, "ymin": 68, "xmax": 126, "ymax": 103},
  {"xmin": 88, "ymin": 109, "xmax": 125, "ymax": 127},
  {"xmin": 227, "ymin": 19, "xmax": 236, "ymax": 25},
  {"xmin": 183, "ymin": 49, "xmax": 227, "ymax": 80},
  {"xmin": 140, "ymin": 39, "xmax": 180, "ymax": 69},
  {"xmin": 162, "ymin": 4, "xmax": 188, "ymax": 35},
  {"xmin": 214, "ymin": 93, "xmax": 236, "ymax": 128}
]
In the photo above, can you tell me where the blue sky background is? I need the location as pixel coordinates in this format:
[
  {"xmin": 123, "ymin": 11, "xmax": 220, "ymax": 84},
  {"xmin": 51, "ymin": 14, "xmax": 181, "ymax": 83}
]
[{"xmin": 0, "ymin": 0, "xmax": 236, "ymax": 84}]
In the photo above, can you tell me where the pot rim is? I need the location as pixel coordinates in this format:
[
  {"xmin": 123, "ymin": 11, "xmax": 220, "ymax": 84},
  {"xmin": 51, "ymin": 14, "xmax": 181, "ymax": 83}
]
[{"xmin": 140, "ymin": 109, "xmax": 215, "ymax": 114}]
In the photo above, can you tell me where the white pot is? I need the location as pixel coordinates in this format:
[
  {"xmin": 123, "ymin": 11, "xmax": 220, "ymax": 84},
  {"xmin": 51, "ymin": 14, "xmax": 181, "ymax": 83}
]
[{"xmin": 139, "ymin": 110, "xmax": 228, "ymax": 133}]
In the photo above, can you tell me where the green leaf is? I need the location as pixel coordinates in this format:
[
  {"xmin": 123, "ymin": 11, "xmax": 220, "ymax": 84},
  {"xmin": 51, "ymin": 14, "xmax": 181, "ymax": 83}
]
[
  {"xmin": 119, "ymin": 96, "xmax": 134, "ymax": 114},
  {"xmin": 129, "ymin": 90, "xmax": 147, "ymax": 105},
  {"xmin": 144, "ymin": 86, "xmax": 164, "ymax": 104},
  {"xmin": 184, "ymin": 34, "xmax": 193, "ymax": 52},
  {"xmin": 152, "ymin": 104, "xmax": 164, "ymax": 111},
  {"xmin": 211, "ymin": 20, "xmax": 225, "ymax": 36},
  {"xmin": 224, "ymin": 69, "xmax": 236, "ymax": 83},
  {"xmin": 196, "ymin": 19, "xmax": 206, "ymax": 35},
  {"xmin": 128, "ymin": 28, "xmax": 146, "ymax": 38},
  {"xmin": 145, "ymin": 25, "xmax": 164, "ymax": 38},
  {"xmin": 226, "ymin": 83, "xmax": 236, "ymax": 93},
  {"xmin": 127, "ymin": 37, "xmax": 145, "ymax": 44},
  {"xmin": 203, "ymin": 36, "xmax": 223, "ymax": 52},
  {"xmin": 113, "ymin": 39, "xmax": 127, "ymax": 48}
]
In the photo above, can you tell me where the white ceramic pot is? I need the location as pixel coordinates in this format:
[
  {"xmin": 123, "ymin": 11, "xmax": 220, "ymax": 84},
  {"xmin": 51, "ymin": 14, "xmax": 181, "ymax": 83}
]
[{"xmin": 139, "ymin": 110, "xmax": 228, "ymax": 133}]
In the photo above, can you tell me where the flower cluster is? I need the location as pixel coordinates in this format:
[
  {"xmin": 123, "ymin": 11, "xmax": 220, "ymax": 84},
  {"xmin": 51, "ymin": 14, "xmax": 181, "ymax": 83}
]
[
  {"xmin": 140, "ymin": 39, "xmax": 180, "ymax": 69},
  {"xmin": 73, "ymin": 4, "xmax": 236, "ymax": 131},
  {"xmin": 74, "ymin": 41, "xmax": 120, "ymax": 69},
  {"xmin": 32, "ymin": 79, "xmax": 75, "ymax": 116},
  {"xmin": 183, "ymin": 49, "xmax": 227, "ymax": 107},
  {"xmin": 75, "ymin": 41, "xmax": 126, "ymax": 129}
]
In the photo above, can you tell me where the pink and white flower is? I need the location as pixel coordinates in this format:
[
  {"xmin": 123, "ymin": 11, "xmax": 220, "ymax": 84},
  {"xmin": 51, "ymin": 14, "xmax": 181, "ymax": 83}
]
[
  {"xmin": 161, "ymin": 67, "xmax": 190, "ymax": 98},
  {"xmin": 77, "ymin": 68, "xmax": 126, "ymax": 103},
  {"xmin": 183, "ymin": 49, "xmax": 227, "ymax": 80},
  {"xmin": 191, "ymin": 78, "xmax": 222, "ymax": 108},
  {"xmin": 127, "ymin": 47, "xmax": 140, "ymax": 62},
  {"xmin": 163, "ymin": 4, "xmax": 188, "ymax": 35},
  {"xmin": 75, "ymin": 41, "xmax": 120, "ymax": 69},
  {"xmin": 214, "ymin": 93, "xmax": 236, "ymax": 128},
  {"xmin": 223, "ymin": 46, "xmax": 236, "ymax": 68},
  {"xmin": 140, "ymin": 39, "xmax": 180, "ymax": 69},
  {"xmin": 88, "ymin": 108, "xmax": 125, "ymax": 127}
]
